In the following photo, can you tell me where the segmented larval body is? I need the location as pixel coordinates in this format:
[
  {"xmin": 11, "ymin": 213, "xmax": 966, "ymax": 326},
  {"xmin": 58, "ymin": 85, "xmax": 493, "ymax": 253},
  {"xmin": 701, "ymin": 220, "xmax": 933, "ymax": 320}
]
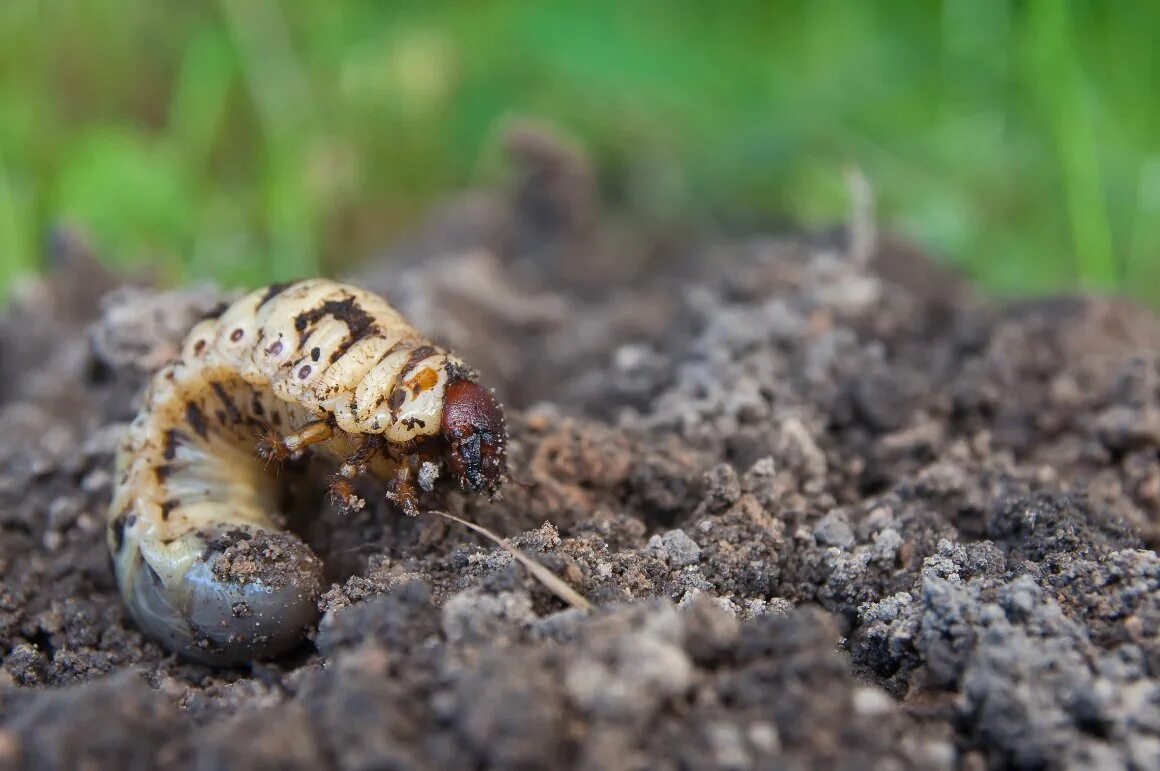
[{"xmin": 107, "ymin": 279, "xmax": 507, "ymax": 664}]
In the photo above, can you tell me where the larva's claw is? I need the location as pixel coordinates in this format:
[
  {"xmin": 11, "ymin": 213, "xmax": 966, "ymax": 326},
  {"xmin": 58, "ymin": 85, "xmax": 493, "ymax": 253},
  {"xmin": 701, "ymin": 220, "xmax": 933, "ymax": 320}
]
[
  {"xmin": 329, "ymin": 444, "xmax": 377, "ymax": 513},
  {"xmin": 257, "ymin": 421, "xmax": 333, "ymax": 467},
  {"xmin": 255, "ymin": 426, "xmax": 290, "ymax": 466},
  {"xmin": 385, "ymin": 478, "xmax": 421, "ymax": 517},
  {"xmin": 327, "ymin": 476, "xmax": 365, "ymax": 513}
]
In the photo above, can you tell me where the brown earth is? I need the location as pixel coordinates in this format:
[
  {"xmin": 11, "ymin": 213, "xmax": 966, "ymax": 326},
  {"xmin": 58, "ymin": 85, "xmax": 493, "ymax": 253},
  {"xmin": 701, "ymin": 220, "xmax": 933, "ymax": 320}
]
[{"xmin": 2, "ymin": 127, "xmax": 1160, "ymax": 770}]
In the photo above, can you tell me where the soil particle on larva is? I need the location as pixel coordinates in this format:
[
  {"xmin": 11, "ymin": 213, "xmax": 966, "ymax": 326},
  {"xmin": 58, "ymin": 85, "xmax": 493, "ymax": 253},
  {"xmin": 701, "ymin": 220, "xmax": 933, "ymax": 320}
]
[
  {"xmin": 3, "ymin": 126, "xmax": 1160, "ymax": 768},
  {"xmin": 204, "ymin": 531, "xmax": 322, "ymax": 590}
]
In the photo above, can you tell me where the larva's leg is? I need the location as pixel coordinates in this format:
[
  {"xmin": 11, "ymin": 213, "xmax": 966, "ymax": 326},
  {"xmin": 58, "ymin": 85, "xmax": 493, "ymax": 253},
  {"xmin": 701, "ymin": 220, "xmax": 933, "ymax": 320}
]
[
  {"xmin": 328, "ymin": 436, "xmax": 383, "ymax": 512},
  {"xmin": 257, "ymin": 420, "xmax": 333, "ymax": 465},
  {"xmin": 385, "ymin": 461, "xmax": 421, "ymax": 517}
]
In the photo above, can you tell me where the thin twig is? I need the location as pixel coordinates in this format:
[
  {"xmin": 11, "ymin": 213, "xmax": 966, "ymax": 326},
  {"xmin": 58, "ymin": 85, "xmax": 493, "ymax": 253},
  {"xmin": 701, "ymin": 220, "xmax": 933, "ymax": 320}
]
[{"xmin": 429, "ymin": 509, "xmax": 593, "ymax": 612}]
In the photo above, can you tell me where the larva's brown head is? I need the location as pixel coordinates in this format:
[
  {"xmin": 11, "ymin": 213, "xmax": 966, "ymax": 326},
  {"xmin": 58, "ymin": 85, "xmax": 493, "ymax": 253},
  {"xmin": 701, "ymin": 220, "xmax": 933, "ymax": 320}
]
[{"xmin": 441, "ymin": 379, "xmax": 507, "ymax": 497}]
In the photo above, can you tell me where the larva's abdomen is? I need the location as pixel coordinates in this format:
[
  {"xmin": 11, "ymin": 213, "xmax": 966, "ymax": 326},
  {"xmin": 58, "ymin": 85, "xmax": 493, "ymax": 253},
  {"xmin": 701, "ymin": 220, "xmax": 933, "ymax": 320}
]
[
  {"xmin": 108, "ymin": 278, "xmax": 509, "ymax": 665},
  {"xmin": 191, "ymin": 280, "xmax": 456, "ymax": 442}
]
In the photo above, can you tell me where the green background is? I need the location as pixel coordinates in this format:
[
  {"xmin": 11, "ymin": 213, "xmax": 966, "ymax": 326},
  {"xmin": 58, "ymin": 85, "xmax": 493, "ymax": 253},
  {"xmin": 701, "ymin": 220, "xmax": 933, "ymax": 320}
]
[{"xmin": 2, "ymin": 1, "xmax": 1158, "ymax": 300}]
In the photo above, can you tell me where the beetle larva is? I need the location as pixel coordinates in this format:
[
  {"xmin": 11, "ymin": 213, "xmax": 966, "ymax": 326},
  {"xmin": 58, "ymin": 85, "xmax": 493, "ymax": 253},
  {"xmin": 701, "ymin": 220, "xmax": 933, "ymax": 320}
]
[{"xmin": 107, "ymin": 278, "xmax": 507, "ymax": 664}]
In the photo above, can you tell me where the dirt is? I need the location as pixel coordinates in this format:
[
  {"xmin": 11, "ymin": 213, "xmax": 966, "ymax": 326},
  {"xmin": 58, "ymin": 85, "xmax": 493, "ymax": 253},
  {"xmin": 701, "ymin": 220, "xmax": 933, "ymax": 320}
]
[{"xmin": 2, "ymin": 125, "xmax": 1160, "ymax": 770}]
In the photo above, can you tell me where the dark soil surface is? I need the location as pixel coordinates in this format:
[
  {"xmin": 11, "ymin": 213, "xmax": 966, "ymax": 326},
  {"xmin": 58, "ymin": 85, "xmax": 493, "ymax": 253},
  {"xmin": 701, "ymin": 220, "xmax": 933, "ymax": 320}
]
[{"xmin": 3, "ymin": 127, "xmax": 1160, "ymax": 770}]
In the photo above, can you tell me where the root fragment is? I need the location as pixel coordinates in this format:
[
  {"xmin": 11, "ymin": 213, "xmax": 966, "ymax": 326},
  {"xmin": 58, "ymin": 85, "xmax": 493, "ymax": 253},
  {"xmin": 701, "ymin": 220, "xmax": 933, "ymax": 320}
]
[{"xmin": 429, "ymin": 509, "xmax": 593, "ymax": 612}]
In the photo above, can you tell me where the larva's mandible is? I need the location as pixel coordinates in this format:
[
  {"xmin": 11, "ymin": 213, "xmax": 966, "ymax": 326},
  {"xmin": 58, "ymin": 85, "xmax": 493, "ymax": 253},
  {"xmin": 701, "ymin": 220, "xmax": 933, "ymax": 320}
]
[{"xmin": 106, "ymin": 279, "xmax": 507, "ymax": 664}]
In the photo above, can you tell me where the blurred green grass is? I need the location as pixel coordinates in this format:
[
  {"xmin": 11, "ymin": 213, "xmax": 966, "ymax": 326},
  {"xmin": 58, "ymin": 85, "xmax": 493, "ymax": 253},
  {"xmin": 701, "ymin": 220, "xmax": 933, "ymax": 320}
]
[{"xmin": 1, "ymin": 1, "xmax": 1158, "ymax": 300}]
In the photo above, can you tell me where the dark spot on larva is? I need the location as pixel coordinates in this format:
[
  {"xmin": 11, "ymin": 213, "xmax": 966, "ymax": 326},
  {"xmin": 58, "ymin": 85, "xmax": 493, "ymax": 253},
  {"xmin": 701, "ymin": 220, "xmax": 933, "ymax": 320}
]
[
  {"xmin": 230, "ymin": 328, "xmax": 244, "ymax": 342},
  {"xmin": 402, "ymin": 345, "xmax": 437, "ymax": 377},
  {"xmin": 185, "ymin": 402, "xmax": 209, "ymax": 439},
  {"xmin": 266, "ymin": 340, "xmax": 284, "ymax": 356},
  {"xmin": 328, "ymin": 328, "xmax": 377, "ymax": 364},
  {"xmin": 388, "ymin": 388, "xmax": 407, "ymax": 411},
  {"xmin": 401, "ymin": 416, "xmax": 425, "ymax": 430},
  {"xmin": 111, "ymin": 513, "xmax": 127, "ymax": 551},
  {"xmin": 257, "ymin": 280, "xmax": 297, "ymax": 309},
  {"xmin": 272, "ymin": 412, "xmax": 283, "ymax": 426},
  {"xmin": 210, "ymin": 381, "xmax": 243, "ymax": 426},
  {"xmin": 294, "ymin": 294, "xmax": 379, "ymax": 361},
  {"xmin": 251, "ymin": 392, "xmax": 265, "ymax": 416},
  {"xmin": 328, "ymin": 343, "xmax": 351, "ymax": 364},
  {"xmin": 163, "ymin": 429, "xmax": 189, "ymax": 460},
  {"xmin": 160, "ymin": 500, "xmax": 178, "ymax": 521},
  {"xmin": 193, "ymin": 339, "xmax": 207, "ymax": 355},
  {"xmin": 298, "ymin": 365, "xmax": 312, "ymax": 380},
  {"xmin": 310, "ymin": 346, "xmax": 321, "ymax": 362},
  {"xmin": 154, "ymin": 464, "xmax": 173, "ymax": 482},
  {"xmin": 198, "ymin": 302, "xmax": 229, "ymax": 322},
  {"xmin": 293, "ymin": 294, "xmax": 372, "ymax": 333}
]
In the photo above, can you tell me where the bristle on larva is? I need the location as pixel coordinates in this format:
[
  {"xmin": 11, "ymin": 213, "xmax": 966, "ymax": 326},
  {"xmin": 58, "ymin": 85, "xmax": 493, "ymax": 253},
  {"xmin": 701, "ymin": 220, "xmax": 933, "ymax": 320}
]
[{"xmin": 107, "ymin": 279, "xmax": 509, "ymax": 664}]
